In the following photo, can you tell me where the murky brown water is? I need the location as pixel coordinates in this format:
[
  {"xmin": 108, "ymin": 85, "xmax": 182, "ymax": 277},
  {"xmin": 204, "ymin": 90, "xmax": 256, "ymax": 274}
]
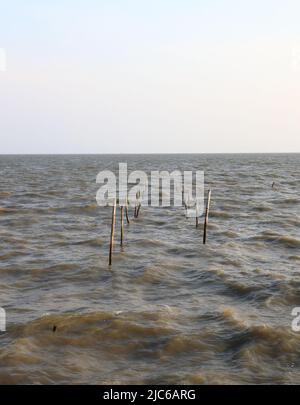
[{"xmin": 0, "ymin": 154, "xmax": 299, "ymax": 384}]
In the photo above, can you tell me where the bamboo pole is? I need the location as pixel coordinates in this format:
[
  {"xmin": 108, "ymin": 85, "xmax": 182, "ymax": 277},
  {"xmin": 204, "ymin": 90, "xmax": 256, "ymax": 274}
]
[
  {"xmin": 125, "ymin": 198, "xmax": 130, "ymax": 224},
  {"xmin": 203, "ymin": 190, "xmax": 211, "ymax": 245},
  {"xmin": 120, "ymin": 206, "xmax": 124, "ymax": 246},
  {"xmin": 134, "ymin": 191, "xmax": 140, "ymax": 218},
  {"xmin": 109, "ymin": 199, "xmax": 117, "ymax": 266},
  {"xmin": 136, "ymin": 202, "xmax": 141, "ymax": 218}
]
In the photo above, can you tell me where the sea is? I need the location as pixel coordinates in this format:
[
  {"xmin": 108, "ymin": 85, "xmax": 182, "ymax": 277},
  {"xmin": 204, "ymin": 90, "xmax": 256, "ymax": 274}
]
[{"xmin": 0, "ymin": 153, "xmax": 299, "ymax": 384}]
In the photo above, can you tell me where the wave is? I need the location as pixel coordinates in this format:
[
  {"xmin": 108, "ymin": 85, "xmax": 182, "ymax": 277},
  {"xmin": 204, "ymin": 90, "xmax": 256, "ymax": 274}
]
[
  {"xmin": 211, "ymin": 211, "xmax": 231, "ymax": 219},
  {"xmin": 250, "ymin": 232, "xmax": 300, "ymax": 248}
]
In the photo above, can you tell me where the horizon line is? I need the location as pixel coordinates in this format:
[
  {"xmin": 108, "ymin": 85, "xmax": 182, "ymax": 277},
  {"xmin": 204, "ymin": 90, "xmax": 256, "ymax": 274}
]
[{"xmin": 0, "ymin": 152, "xmax": 299, "ymax": 156}]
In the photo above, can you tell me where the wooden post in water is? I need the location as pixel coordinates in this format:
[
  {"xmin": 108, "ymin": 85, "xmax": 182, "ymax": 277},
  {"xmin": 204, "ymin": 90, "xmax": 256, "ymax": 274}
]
[
  {"xmin": 134, "ymin": 191, "xmax": 141, "ymax": 218},
  {"xmin": 125, "ymin": 197, "xmax": 130, "ymax": 224},
  {"xmin": 136, "ymin": 202, "xmax": 141, "ymax": 218},
  {"xmin": 195, "ymin": 203, "xmax": 199, "ymax": 228},
  {"xmin": 203, "ymin": 190, "xmax": 211, "ymax": 245},
  {"xmin": 120, "ymin": 206, "xmax": 124, "ymax": 246},
  {"xmin": 109, "ymin": 199, "xmax": 117, "ymax": 266}
]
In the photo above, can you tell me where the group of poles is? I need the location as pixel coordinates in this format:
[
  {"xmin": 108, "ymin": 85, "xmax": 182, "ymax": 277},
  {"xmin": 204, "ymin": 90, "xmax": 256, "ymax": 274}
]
[{"xmin": 108, "ymin": 189, "xmax": 212, "ymax": 266}]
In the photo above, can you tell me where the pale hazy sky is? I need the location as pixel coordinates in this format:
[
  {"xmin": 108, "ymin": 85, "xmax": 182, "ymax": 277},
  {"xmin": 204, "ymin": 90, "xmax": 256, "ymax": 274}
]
[{"xmin": 0, "ymin": 0, "xmax": 300, "ymax": 153}]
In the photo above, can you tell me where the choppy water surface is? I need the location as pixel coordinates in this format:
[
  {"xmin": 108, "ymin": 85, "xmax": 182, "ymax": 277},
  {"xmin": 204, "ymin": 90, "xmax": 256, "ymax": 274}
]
[{"xmin": 0, "ymin": 154, "xmax": 299, "ymax": 384}]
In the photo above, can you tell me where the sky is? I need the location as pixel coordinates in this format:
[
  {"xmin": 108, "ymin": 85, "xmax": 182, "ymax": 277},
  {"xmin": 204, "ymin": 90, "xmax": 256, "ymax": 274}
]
[{"xmin": 0, "ymin": 0, "xmax": 300, "ymax": 153}]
